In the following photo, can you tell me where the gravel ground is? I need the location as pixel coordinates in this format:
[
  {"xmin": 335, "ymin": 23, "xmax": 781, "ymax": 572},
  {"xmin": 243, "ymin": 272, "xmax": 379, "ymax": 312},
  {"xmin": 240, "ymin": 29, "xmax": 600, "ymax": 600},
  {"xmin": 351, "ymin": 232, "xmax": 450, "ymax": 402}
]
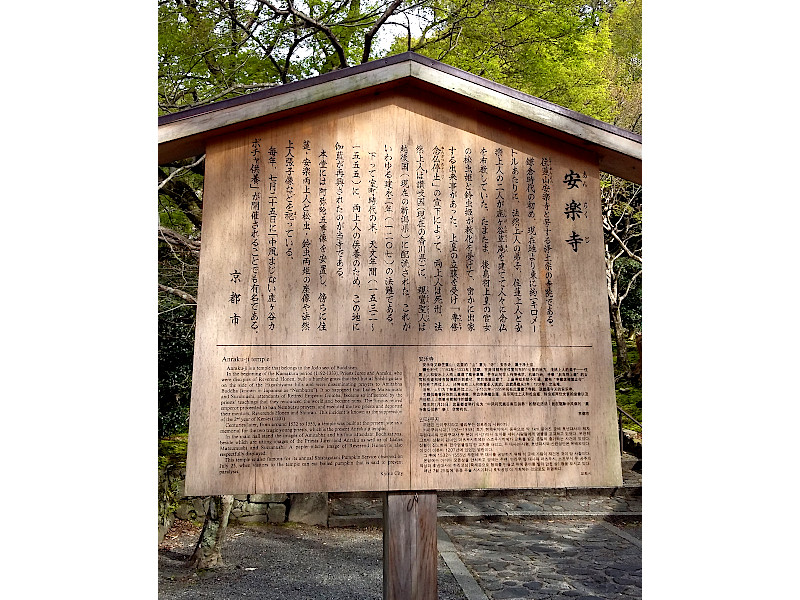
[{"xmin": 159, "ymin": 520, "xmax": 468, "ymax": 600}]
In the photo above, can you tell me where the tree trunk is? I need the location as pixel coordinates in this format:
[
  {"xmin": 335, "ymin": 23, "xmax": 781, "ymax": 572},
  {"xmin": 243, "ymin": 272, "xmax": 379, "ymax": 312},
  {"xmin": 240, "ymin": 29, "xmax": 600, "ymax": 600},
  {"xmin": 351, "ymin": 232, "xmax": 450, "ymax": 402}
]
[
  {"xmin": 190, "ymin": 495, "xmax": 234, "ymax": 569},
  {"xmin": 630, "ymin": 332, "xmax": 642, "ymax": 386},
  {"xmin": 611, "ymin": 303, "xmax": 629, "ymax": 375}
]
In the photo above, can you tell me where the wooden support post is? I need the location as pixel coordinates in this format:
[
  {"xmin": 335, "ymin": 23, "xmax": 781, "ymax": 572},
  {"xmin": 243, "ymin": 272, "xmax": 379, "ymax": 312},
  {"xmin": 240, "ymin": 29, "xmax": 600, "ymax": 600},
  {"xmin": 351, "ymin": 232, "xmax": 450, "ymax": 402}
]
[{"xmin": 383, "ymin": 491, "xmax": 438, "ymax": 600}]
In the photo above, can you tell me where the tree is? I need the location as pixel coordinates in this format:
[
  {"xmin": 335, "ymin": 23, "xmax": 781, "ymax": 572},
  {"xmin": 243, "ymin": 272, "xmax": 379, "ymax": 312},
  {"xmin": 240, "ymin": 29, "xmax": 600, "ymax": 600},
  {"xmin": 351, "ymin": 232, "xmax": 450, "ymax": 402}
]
[
  {"xmin": 158, "ymin": 0, "xmax": 495, "ymax": 114},
  {"xmin": 158, "ymin": 0, "xmax": 642, "ymax": 564},
  {"xmin": 157, "ymin": 0, "xmax": 501, "ymax": 432},
  {"xmin": 602, "ymin": 174, "xmax": 642, "ymax": 378},
  {"xmin": 605, "ymin": 0, "xmax": 642, "ymax": 133},
  {"xmin": 158, "ymin": 156, "xmax": 203, "ymax": 436},
  {"xmin": 398, "ymin": 0, "xmax": 618, "ymax": 123},
  {"xmin": 158, "ymin": 0, "xmax": 498, "ymax": 567},
  {"xmin": 600, "ymin": 0, "xmax": 642, "ymax": 378},
  {"xmin": 408, "ymin": 0, "xmax": 643, "ymax": 379},
  {"xmin": 190, "ymin": 495, "xmax": 235, "ymax": 568}
]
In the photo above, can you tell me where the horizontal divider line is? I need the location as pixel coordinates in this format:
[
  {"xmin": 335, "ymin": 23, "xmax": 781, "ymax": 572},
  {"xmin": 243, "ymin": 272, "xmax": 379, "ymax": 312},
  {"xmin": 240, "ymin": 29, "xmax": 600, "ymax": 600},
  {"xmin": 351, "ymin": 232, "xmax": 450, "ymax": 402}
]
[{"xmin": 216, "ymin": 344, "xmax": 593, "ymax": 348}]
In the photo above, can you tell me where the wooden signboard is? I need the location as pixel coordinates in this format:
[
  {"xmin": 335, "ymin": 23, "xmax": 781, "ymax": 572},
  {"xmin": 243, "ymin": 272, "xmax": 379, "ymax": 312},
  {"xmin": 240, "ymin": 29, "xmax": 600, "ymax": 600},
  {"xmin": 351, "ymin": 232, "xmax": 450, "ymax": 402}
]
[{"xmin": 185, "ymin": 89, "xmax": 622, "ymax": 496}]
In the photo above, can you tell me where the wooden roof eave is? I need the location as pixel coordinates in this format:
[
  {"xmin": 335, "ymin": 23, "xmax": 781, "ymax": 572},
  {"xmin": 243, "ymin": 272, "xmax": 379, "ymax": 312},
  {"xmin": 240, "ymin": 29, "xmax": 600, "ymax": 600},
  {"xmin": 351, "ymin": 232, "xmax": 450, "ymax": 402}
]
[
  {"xmin": 158, "ymin": 59, "xmax": 413, "ymax": 164},
  {"xmin": 404, "ymin": 61, "xmax": 641, "ymax": 183},
  {"xmin": 158, "ymin": 53, "xmax": 641, "ymax": 183}
]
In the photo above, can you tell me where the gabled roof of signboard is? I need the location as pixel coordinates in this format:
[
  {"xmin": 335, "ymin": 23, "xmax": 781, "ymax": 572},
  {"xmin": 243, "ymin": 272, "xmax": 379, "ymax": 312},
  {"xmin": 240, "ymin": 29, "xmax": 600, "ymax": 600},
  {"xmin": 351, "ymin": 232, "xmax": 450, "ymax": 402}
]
[{"xmin": 158, "ymin": 52, "xmax": 642, "ymax": 183}]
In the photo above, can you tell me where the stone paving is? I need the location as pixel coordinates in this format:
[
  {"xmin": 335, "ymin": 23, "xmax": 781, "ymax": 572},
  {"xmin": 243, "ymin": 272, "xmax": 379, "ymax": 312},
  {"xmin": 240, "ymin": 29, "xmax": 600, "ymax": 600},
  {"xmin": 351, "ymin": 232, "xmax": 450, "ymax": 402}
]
[
  {"xmin": 440, "ymin": 519, "xmax": 641, "ymax": 600},
  {"xmin": 437, "ymin": 490, "xmax": 640, "ymax": 520},
  {"xmin": 160, "ymin": 453, "xmax": 642, "ymax": 599},
  {"xmin": 327, "ymin": 452, "xmax": 642, "ymax": 599}
]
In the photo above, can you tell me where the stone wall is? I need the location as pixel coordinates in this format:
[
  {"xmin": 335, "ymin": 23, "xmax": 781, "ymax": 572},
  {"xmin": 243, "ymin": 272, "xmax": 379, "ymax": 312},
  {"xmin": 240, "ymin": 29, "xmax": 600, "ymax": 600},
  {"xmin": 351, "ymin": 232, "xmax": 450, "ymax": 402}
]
[
  {"xmin": 158, "ymin": 464, "xmax": 186, "ymax": 541},
  {"xmin": 230, "ymin": 494, "xmax": 290, "ymax": 524},
  {"xmin": 158, "ymin": 466, "xmax": 328, "ymax": 542},
  {"xmin": 622, "ymin": 429, "xmax": 642, "ymax": 458}
]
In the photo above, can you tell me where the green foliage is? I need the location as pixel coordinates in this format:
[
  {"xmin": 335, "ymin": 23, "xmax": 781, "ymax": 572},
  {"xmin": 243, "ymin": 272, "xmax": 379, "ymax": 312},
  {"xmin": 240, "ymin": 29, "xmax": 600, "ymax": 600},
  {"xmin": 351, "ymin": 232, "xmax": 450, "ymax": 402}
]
[
  {"xmin": 158, "ymin": 0, "xmax": 642, "ymax": 125},
  {"xmin": 157, "ymin": 0, "xmax": 644, "ymax": 437},
  {"xmin": 605, "ymin": 0, "xmax": 641, "ymax": 132},
  {"xmin": 157, "ymin": 212, "xmax": 199, "ymax": 440},
  {"xmin": 616, "ymin": 385, "xmax": 641, "ymax": 431},
  {"xmin": 616, "ymin": 257, "xmax": 642, "ymax": 332},
  {"xmin": 602, "ymin": 172, "xmax": 642, "ymax": 340},
  {"xmin": 398, "ymin": 0, "xmax": 618, "ymax": 122},
  {"xmin": 158, "ymin": 308, "xmax": 195, "ymax": 436},
  {"xmin": 158, "ymin": 434, "xmax": 188, "ymax": 530},
  {"xmin": 158, "ymin": 165, "xmax": 202, "ymax": 439},
  {"xmin": 612, "ymin": 338, "xmax": 642, "ymax": 431},
  {"xmin": 159, "ymin": 0, "xmax": 281, "ymax": 112},
  {"xmin": 159, "ymin": 191, "xmax": 198, "ymax": 236},
  {"xmin": 161, "ymin": 0, "xmax": 482, "ymax": 113},
  {"xmin": 609, "ymin": 0, "xmax": 641, "ymax": 82},
  {"xmin": 159, "ymin": 434, "xmax": 189, "ymax": 469}
]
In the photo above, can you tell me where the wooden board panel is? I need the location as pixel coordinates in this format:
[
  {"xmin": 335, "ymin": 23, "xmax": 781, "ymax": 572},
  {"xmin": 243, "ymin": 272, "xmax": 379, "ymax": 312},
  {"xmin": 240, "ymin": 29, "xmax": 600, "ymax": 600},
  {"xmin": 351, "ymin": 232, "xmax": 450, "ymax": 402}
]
[{"xmin": 185, "ymin": 91, "xmax": 622, "ymax": 495}]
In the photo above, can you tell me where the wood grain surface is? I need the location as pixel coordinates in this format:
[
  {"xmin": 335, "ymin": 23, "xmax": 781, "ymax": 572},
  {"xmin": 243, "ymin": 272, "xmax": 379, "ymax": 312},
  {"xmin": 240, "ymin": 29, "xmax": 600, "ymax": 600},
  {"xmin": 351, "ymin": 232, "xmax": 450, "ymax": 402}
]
[{"xmin": 184, "ymin": 90, "xmax": 622, "ymax": 496}]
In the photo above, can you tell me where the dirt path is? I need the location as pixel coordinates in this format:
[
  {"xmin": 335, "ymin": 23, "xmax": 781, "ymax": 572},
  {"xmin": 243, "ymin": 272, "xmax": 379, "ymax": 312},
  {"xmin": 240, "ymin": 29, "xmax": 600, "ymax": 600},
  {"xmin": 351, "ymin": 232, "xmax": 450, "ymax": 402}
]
[{"xmin": 159, "ymin": 520, "xmax": 467, "ymax": 599}]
